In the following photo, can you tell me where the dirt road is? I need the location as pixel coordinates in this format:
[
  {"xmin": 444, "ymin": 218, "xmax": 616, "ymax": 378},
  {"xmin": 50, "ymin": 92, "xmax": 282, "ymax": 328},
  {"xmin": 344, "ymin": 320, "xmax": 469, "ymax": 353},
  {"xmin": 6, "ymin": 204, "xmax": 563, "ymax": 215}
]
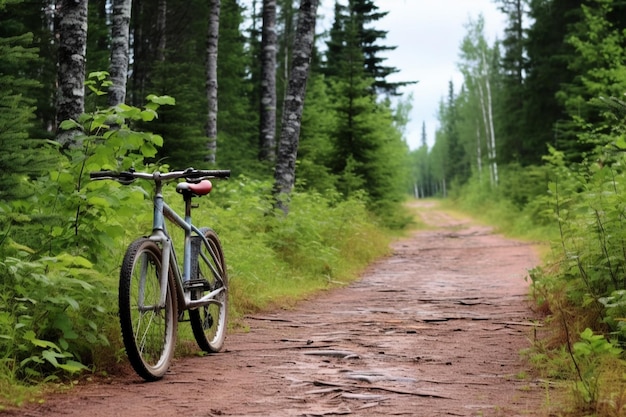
[{"xmin": 15, "ymin": 200, "xmax": 545, "ymax": 417}]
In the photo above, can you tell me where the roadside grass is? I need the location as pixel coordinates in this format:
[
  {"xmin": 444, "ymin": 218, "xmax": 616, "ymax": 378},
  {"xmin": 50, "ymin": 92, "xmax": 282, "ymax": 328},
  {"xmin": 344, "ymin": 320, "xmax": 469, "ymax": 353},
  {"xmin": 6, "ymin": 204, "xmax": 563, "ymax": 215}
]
[{"xmin": 442, "ymin": 191, "xmax": 626, "ymax": 417}]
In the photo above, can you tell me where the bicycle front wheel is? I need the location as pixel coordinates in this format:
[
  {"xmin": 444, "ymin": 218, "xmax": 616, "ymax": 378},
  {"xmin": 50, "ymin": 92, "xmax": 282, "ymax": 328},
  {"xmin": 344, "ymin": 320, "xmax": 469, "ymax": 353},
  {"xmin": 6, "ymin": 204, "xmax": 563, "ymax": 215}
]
[
  {"xmin": 119, "ymin": 238, "xmax": 178, "ymax": 381},
  {"xmin": 189, "ymin": 228, "xmax": 228, "ymax": 352}
]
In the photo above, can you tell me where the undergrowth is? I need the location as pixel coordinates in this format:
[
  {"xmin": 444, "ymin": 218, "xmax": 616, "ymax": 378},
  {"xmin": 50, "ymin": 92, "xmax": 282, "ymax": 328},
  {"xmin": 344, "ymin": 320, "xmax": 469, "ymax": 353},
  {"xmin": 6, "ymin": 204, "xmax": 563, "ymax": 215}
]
[
  {"xmin": 0, "ymin": 76, "xmax": 399, "ymax": 408},
  {"xmin": 448, "ymin": 143, "xmax": 626, "ymax": 416}
]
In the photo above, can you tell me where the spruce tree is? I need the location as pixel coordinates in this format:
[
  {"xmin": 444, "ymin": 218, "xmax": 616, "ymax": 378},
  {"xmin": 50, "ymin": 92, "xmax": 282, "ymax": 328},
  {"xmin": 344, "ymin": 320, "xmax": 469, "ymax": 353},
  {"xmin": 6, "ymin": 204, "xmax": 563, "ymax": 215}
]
[
  {"xmin": 496, "ymin": 0, "xmax": 531, "ymax": 164},
  {"xmin": 0, "ymin": 0, "xmax": 57, "ymax": 200},
  {"xmin": 216, "ymin": 0, "xmax": 260, "ymax": 175},
  {"xmin": 148, "ymin": 0, "xmax": 211, "ymax": 168},
  {"xmin": 321, "ymin": 0, "xmax": 410, "ymax": 217},
  {"xmin": 324, "ymin": 0, "xmax": 413, "ymax": 96},
  {"xmin": 524, "ymin": 0, "xmax": 583, "ymax": 163},
  {"xmin": 557, "ymin": 0, "xmax": 626, "ymax": 162}
]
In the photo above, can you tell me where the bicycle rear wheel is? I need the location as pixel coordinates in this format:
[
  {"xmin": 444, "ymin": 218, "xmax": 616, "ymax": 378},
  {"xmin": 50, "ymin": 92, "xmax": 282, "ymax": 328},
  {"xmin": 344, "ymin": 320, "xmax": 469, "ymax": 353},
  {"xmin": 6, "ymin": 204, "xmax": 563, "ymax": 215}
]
[
  {"xmin": 189, "ymin": 228, "xmax": 228, "ymax": 352},
  {"xmin": 119, "ymin": 238, "xmax": 178, "ymax": 381}
]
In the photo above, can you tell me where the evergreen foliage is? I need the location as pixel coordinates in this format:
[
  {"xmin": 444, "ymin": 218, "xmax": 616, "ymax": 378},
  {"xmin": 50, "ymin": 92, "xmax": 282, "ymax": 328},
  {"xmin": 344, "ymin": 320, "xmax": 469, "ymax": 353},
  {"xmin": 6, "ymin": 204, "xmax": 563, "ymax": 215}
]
[{"xmin": 0, "ymin": 1, "xmax": 57, "ymax": 200}]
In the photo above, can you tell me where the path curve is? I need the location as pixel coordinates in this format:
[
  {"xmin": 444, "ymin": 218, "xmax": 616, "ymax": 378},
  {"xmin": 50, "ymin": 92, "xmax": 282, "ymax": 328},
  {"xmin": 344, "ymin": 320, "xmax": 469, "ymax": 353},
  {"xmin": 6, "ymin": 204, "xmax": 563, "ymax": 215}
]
[{"xmin": 14, "ymin": 200, "xmax": 544, "ymax": 417}]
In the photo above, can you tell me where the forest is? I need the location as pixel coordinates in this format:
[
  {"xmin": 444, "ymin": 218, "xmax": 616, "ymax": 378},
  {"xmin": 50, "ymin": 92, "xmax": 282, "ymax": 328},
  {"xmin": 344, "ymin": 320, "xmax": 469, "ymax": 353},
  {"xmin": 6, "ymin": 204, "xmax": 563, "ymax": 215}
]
[{"xmin": 3, "ymin": 0, "xmax": 626, "ymax": 413}]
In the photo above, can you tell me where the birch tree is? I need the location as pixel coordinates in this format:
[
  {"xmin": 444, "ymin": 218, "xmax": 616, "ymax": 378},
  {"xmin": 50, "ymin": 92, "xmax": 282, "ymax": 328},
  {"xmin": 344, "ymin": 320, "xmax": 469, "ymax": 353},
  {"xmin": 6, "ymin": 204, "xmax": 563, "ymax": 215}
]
[
  {"xmin": 205, "ymin": 0, "xmax": 220, "ymax": 163},
  {"xmin": 459, "ymin": 15, "xmax": 499, "ymax": 187},
  {"xmin": 56, "ymin": 0, "xmax": 88, "ymax": 146},
  {"xmin": 259, "ymin": 0, "xmax": 277, "ymax": 162},
  {"xmin": 273, "ymin": 0, "xmax": 319, "ymax": 213},
  {"xmin": 108, "ymin": 0, "xmax": 132, "ymax": 106}
]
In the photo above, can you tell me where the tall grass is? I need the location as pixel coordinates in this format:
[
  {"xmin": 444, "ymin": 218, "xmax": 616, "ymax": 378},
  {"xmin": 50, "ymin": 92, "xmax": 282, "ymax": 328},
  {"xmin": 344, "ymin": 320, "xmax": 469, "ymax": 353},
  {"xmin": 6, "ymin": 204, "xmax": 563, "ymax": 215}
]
[
  {"xmin": 0, "ymin": 170, "xmax": 395, "ymax": 407},
  {"xmin": 196, "ymin": 176, "xmax": 393, "ymax": 319},
  {"xmin": 449, "ymin": 150, "xmax": 626, "ymax": 416}
]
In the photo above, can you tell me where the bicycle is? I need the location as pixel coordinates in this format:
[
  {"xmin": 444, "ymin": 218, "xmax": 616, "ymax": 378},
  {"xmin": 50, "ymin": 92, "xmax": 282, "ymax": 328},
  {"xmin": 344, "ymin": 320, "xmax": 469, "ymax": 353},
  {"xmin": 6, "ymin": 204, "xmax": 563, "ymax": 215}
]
[{"xmin": 90, "ymin": 167, "xmax": 231, "ymax": 381}]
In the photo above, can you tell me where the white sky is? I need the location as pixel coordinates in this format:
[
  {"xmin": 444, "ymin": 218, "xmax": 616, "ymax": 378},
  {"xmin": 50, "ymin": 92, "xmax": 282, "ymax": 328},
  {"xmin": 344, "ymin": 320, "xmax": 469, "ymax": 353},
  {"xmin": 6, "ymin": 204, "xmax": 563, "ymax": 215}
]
[{"xmin": 319, "ymin": 0, "xmax": 507, "ymax": 150}]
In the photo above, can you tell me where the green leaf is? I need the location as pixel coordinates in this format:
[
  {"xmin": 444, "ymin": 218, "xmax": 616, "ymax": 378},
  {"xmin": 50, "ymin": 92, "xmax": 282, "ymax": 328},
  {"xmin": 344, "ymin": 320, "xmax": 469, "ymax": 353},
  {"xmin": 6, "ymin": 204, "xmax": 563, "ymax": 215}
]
[
  {"xmin": 87, "ymin": 195, "xmax": 111, "ymax": 208},
  {"xmin": 41, "ymin": 349, "xmax": 64, "ymax": 367},
  {"xmin": 59, "ymin": 119, "xmax": 81, "ymax": 130},
  {"xmin": 140, "ymin": 109, "xmax": 158, "ymax": 122},
  {"xmin": 146, "ymin": 94, "xmax": 175, "ymax": 106},
  {"xmin": 24, "ymin": 331, "xmax": 59, "ymax": 350},
  {"xmin": 57, "ymin": 360, "xmax": 88, "ymax": 373}
]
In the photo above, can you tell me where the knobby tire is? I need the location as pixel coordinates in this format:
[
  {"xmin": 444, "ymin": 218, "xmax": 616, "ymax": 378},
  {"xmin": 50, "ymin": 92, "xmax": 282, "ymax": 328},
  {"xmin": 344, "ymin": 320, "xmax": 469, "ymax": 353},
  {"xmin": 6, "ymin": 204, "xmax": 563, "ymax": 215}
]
[
  {"xmin": 119, "ymin": 238, "xmax": 178, "ymax": 381},
  {"xmin": 189, "ymin": 228, "xmax": 228, "ymax": 352}
]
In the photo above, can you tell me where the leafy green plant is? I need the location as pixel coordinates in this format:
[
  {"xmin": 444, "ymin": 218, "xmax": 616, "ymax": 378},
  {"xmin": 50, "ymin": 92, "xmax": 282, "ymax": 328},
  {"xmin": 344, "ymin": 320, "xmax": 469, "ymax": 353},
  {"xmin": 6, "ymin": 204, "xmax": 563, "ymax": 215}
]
[
  {"xmin": 0, "ymin": 72, "xmax": 176, "ymax": 389},
  {"xmin": 599, "ymin": 290, "xmax": 626, "ymax": 339},
  {"xmin": 570, "ymin": 328, "xmax": 623, "ymax": 407},
  {"xmin": 0, "ymin": 253, "xmax": 110, "ymax": 381}
]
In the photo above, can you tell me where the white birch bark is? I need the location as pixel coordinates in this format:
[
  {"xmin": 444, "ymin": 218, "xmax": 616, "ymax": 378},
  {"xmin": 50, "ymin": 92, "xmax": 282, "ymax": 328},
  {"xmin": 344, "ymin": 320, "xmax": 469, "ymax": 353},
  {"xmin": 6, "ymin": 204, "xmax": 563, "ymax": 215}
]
[
  {"xmin": 56, "ymin": 0, "xmax": 88, "ymax": 146},
  {"xmin": 108, "ymin": 0, "xmax": 132, "ymax": 107},
  {"xmin": 260, "ymin": 0, "xmax": 277, "ymax": 162},
  {"xmin": 205, "ymin": 0, "xmax": 220, "ymax": 164},
  {"xmin": 482, "ymin": 50, "xmax": 498, "ymax": 186},
  {"xmin": 476, "ymin": 124, "xmax": 483, "ymax": 181},
  {"xmin": 273, "ymin": 0, "xmax": 319, "ymax": 214},
  {"xmin": 477, "ymin": 81, "xmax": 495, "ymax": 186}
]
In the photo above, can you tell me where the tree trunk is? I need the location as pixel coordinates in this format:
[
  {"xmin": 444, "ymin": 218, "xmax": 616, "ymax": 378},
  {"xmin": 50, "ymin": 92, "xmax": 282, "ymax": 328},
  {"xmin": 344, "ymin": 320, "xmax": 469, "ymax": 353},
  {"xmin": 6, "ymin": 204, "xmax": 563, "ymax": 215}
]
[
  {"xmin": 475, "ymin": 124, "xmax": 483, "ymax": 182},
  {"xmin": 205, "ymin": 0, "xmax": 220, "ymax": 164},
  {"xmin": 259, "ymin": 0, "xmax": 277, "ymax": 162},
  {"xmin": 273, "ymin": 0, "xmax": 319, "ymax": 214},
  {"xmin": 482, "ymin": 50, "xmax": 498, "ymax": 186},
  {"xmin": 484, "ymin": 76, "xmax": 498, "ymax": 186},
  {"xmin": 477, "ymin": 82, "xmax": 493, "ymax": 185},
  {"xmin": 156, "ymin": 0, "xmax": 166, "ymax": 62},
  {"xmin": 56, "ymin": 0, "xmax": 88, "ymax": 146},
  {"xmin": 108, "ymin": 0, "xmax": 132, "ymax": 107}
]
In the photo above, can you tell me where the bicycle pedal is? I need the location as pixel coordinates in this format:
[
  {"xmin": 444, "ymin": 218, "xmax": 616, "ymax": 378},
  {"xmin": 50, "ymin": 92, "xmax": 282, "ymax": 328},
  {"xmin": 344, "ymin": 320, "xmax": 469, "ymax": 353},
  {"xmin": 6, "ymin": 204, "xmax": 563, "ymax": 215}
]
[{"xmin": 184, "ymin": 278, "xmax": 212, "ymax": 291}]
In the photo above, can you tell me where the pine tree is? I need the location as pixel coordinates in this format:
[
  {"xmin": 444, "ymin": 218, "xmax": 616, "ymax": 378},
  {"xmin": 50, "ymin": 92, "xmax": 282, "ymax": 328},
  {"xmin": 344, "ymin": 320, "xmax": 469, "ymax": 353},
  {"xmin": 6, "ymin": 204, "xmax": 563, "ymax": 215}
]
[
  {"xmin": 524, "ymin": 0, "xmax": 583, "ymax": 163},
  {"xmin": 296, "ymin": 74, "xmax": 337, "ymax": 193},
  {"xmin": 321, "ymin": 0, "xmax": 411, "ymax": 217},
  {"xmin": 215, "ymin": 0, "xmax": 260, "ymax": 174},
  {"xmin": 0, "ymin": 0, "xmax": 58, "ymax": 200},
  {"xmin": 4, "ymin": 1, "xmax": 57, "ymax": 139},
  {"xmin": 324, "ymin": 0, "xmax": 413, "ymax": 96},
  {"xmin": 442, "ymin": 81, "xmax": 468, "ymax": 185},
  {"xmin": 557, "ymin": 0, "xmax": 626, "ymax": 161},
  {"xmin": 350, "ymin": 0, "xmax": 402, "ymax": 95},
  {"xmin": 146, "ymin": 0, "xmax": 212, "ymax": 168},
  {"xmin": 496, "ymin": 0, "xmax": 530, "ymax": 164}
]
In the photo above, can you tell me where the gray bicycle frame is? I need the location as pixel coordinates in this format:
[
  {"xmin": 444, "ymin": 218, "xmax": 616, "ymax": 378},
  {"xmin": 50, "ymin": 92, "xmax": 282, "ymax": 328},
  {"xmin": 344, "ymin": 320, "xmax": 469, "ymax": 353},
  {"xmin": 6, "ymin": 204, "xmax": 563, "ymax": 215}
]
[{"xmin": 148, "ymin": 180, "xmax": 225, "ymax": 311}]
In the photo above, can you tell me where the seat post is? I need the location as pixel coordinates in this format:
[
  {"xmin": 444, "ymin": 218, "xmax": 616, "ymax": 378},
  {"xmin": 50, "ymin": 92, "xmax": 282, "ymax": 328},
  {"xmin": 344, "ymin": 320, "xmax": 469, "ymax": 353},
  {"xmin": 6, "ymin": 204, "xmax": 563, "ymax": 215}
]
[{"xmin": 183, "ymin": 192, "xmax": 194, "ymax": 219}]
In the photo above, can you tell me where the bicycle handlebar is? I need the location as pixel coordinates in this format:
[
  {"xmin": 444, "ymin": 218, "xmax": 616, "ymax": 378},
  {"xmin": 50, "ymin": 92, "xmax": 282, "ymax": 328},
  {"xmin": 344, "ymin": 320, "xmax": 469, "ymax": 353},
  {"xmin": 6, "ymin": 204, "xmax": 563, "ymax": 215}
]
[{"xmin": 90, "ymin": 168, "xmax": 231, "ymax": 184}]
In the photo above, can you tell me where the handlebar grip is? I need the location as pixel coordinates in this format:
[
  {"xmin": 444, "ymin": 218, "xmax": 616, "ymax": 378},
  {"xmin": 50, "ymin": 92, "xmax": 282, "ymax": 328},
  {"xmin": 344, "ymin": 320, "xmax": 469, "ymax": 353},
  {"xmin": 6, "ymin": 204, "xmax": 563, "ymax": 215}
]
[
  {"xmin": 89, "ymin": 171, "xmax": 136, "ymax": 183},
  {"xmin": 90, "ymin": 171, "xmax": 118, "ymax": 179},
  {"xmin": 193, "ymin": 169, "xmax": 231, "ymax": 179}
]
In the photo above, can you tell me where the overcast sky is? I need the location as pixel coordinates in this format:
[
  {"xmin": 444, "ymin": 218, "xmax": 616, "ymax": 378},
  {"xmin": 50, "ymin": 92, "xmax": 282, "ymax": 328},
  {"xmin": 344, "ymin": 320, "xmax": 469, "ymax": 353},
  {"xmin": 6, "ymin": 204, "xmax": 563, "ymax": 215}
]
[{"xmin": 319, "ymin": 1, "xmax": 507, "ymax": 150}]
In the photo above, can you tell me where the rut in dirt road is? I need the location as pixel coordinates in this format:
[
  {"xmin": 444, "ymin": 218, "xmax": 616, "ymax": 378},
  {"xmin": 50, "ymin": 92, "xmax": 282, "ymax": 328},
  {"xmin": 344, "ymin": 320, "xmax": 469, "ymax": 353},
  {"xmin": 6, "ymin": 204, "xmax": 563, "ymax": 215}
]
[{"xmin": 13, "ymin": 201, "xmax": 545, "ymax": 417}]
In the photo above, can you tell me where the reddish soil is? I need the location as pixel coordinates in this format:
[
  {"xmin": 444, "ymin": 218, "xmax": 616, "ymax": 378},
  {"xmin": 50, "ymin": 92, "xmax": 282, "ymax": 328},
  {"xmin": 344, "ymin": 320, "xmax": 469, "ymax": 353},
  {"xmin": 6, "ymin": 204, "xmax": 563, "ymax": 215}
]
[{"xmin": 12, "ymin": 200, "xmax": 546, "ymax": 417}]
